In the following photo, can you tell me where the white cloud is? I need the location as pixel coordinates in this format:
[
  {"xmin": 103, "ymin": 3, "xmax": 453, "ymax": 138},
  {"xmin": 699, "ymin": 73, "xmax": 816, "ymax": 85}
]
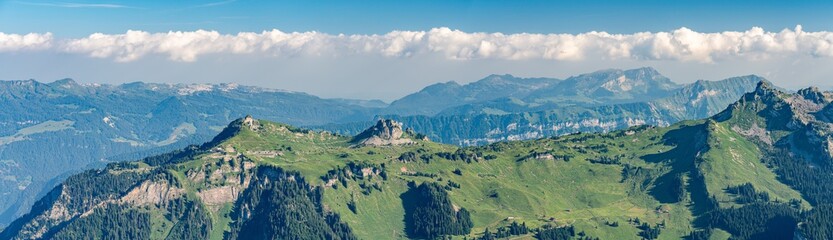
[
  {"xmin": 0, "ymin": 32, "xmax": 53, "ymax": 52},
  {"xmin": 3, "ymin": 26, "xmax": 833, "ymax": 63}
]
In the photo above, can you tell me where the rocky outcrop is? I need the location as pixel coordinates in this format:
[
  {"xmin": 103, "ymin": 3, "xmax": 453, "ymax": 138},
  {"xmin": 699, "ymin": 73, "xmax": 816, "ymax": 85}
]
[
  {"xmin": 120, "ymin": 181, "xmax": 184, "ymax": 206},
  {"xmin": 797, "ymin": 86, "xmax": 832, "ymax": 105},
  {"xmin": 351, "ymin": 119, "xmax": 415, "ymax": 146},
  {"xmin": 242, "ymin": 115, "xmax": 260, "ymax": 131},
  {"xmin": 198, "ymin": 186, "xmax": 241, "ymax": 206},
  {"xmin": 719, "ymin": 81, "xmax": 833, "ymax": 164},
  {"xmin": 731, "ymin": 124, "xmax": 772, "ymax": 145}
]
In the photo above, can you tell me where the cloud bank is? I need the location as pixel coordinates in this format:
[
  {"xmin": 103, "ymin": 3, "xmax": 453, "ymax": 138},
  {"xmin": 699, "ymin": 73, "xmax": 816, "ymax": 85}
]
[
  {"xmin": 0, "ymin": 32, "xmax": 53, "ymax": 52},
  {"xmin": 3, "ymin": 26, "xmax": 833, "ymax": 63}
]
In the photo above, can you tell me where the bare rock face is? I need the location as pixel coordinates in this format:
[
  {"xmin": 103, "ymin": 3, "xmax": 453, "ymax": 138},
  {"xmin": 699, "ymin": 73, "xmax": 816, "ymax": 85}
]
[
  {"xmin": 197, "ymin": 185, "xmax": 240, "ymax": 206},
  {"xmin": 798, "ymin": 86, "xmax": 832, "ymax": 105},
  {"xmin": 351, "ymin": 119, "xmax": 415, "ymax": 146},
  {"xmin": 732, "ymin": 123, "xmax": 772, "ymax": 145},
  {"xmin": 120, "ymin": 181, "xmax": 184, "ymax": 206},
  {"xmin": 242, "ymin": 115, "xmax": 260, "ymax": 131}
]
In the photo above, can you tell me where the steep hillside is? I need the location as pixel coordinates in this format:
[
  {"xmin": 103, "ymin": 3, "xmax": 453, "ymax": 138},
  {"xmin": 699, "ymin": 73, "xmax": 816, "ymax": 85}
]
[{"xmin": 6, "ymin": 89, "xmax": 833, "ymax": 240}]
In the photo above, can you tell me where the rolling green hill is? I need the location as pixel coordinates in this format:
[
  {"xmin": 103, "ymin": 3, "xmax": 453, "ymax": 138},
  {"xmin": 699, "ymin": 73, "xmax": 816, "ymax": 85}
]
[{"xmin": 3, "ymin": 81, "xmax": 833, "ymax": 239}]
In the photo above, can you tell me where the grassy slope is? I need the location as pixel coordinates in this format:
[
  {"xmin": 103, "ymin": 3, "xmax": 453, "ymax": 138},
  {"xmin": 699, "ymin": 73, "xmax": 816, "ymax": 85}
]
[
  {"xmin": 144, "ymin": 119, "xmax": 807, "ymax": 240},
  {"xmin": 701, "ymin": 121, "xmax": 805, "ymax": 208}
]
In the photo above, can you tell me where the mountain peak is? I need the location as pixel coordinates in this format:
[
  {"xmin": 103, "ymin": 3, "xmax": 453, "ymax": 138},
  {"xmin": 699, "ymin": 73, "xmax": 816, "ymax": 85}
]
[
  {"xmin": 579, "ymin": 67, "xmax": 670, "ymax": 84},
  {"xmin": 421, "ymin": 81, "xmax": 461, "ymax": 91},
  {"xmin": 474, "ymin": 74, "xmax": 512, "ymax": 84},
  {"xmin": 49, "ymin": 78, "xmax": 79, "ymax": 88},
  {"xmin": 797, "ymin": 86, "xmax": 831, "ymax": 104},
  {"xmin": 351, "ymin": 119, "xmax": 415, "ymax": 146},
  {"xmin": 242, "ymin": 115, "xmax": 259, "ymax": 130},
  {"xmin": 585, "ymin": 68, "xmax": 623, "ymax": 76},
  {"xmin": 623, "ymin": 67, "xmax": 674, "ymax": 84},
  {"xmin": 202, "ymin": 115, "xmax": 261, "ymax": 149},
  {"xmin": 484, "ymin": 73, "xmax": 515, "ymax": 79},
  {"xmin": 754, "ymin": 80, "xmax": 777, "ymax": 96},
  {"xmin": 745, "ymin": 80, "xmax": 787, "ymax": 108},
  {"xmin": 627, "ymin": 66, "xmax": 661, "ymax": 75}
]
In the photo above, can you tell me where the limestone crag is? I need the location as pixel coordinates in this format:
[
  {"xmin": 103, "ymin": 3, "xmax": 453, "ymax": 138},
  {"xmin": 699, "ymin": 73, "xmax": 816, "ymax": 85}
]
[{"xmin": 351, "ymin": 119, "xmax": 415, "ymax": 146}]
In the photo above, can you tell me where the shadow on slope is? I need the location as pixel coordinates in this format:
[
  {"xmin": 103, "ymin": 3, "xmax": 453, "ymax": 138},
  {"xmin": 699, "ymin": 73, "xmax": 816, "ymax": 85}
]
[{"xmin": 640, "ymin": 122, "xmax": 714, "ymax": 221}]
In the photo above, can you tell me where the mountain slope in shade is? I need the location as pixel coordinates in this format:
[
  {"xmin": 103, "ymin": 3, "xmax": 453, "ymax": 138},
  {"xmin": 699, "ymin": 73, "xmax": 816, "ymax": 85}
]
[{"xmin": 6, "ymin": 86, "xmax": 833, "ymax": 240}]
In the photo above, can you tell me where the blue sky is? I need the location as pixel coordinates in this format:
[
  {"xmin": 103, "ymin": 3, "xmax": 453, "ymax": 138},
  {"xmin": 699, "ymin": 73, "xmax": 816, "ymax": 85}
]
[
  {"xmin": 1, "ymin": 1, "xmax": 833, "ymax": 100},
  {"xmin": 3, "ymin": 0, "xmax": 832, "ymax": 37}
]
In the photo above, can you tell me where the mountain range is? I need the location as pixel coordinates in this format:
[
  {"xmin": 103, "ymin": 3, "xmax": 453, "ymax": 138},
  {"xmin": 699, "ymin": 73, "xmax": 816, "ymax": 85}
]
[
  {"xmin": 384, "ymin": 68, "xmax": 680, "ymax": 116},
  {"xmin": 319, "ymin": 73, "xmax": 762, "ymax": 146},
  {"xmin": 0, "ymin": 67, "xmax": 762, "ymax": 228},
  {"xmin": 3, "ymin": 81, "xmax": 833, "ymax": 239}
]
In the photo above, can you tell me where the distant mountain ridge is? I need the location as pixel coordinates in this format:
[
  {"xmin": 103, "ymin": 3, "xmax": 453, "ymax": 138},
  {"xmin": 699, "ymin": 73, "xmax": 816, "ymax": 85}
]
[
  {"xmin": 388, "ymin": 67, "xmax": 681, "ymax": 117},
  {"xmin": 385, "ymin": 74, "xmax": 560, "ymax": 116},
  {"xmin": 320, "ymin": 74, "xmax": 763, "ymax": 146},
  {"xmin": 523, "ymin": 67, "xmax": 680, "ymax": 103},
  {"xmin": 0, "ymin": 67, "xmax": 763, "ymax": 228}
]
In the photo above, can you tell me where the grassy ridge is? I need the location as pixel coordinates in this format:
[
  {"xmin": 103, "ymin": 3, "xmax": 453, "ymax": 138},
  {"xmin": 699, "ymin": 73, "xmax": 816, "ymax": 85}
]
[
  {"xmin": 152, "ymin": 119, "xmax": 805, "ymax": 239},
  {"xmin": 2, "ymin": 114, "xmax": 811, "ymax": 239}
]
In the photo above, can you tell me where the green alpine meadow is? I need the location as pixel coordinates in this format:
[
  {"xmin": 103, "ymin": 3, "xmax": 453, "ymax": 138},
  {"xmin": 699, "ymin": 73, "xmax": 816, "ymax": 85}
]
[
  {"xmin": 3, "ymin": 1, "xmax": 833, "ymax": 239},
  {"xmin": 3, "ymin": 81, "xmax": 833, "ymax": 239}
]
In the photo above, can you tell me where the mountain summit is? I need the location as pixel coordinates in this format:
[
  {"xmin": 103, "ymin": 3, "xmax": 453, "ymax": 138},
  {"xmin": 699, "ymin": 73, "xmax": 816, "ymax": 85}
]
[
  {"xmin": 524, "ymin": 67, "xmax": 679, "ymax": 103},
  {"xmin": 351, "ymin": 119, "xmax": 415, "ymax": 146}
]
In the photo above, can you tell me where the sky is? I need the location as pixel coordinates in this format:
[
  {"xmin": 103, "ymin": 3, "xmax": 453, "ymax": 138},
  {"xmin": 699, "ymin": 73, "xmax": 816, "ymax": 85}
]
[{"xmin": 1, "ymin": 0, "xmax": 833, "ymax": 101}]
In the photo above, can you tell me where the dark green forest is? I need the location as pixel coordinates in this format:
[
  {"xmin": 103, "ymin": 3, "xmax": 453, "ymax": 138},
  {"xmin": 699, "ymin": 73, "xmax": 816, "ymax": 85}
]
[
  {"xmin": 402, "ymin": 182, "xmax": 473, "ymax": 239},
  {"xmin": 225, "ymin": 166, "xmax": 357, "ymax": 240}
]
